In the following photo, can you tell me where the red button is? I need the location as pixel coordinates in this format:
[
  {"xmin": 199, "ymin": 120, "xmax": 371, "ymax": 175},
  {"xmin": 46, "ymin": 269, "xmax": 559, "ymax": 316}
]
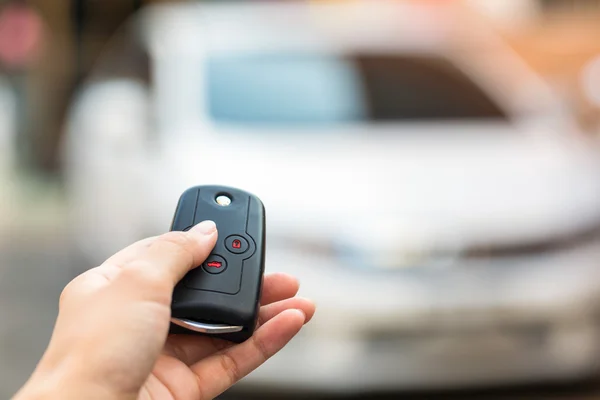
[
  {"xmin": 206, "ymin": 261, "xmax": 223, "ymax": 268},
  {"xmin": 203, "ymin": 255, "xmax": 227, "ymax": 274},
  {"xmin": 225, "ymin": 235, "xmax": 249, "ymax": 254}
]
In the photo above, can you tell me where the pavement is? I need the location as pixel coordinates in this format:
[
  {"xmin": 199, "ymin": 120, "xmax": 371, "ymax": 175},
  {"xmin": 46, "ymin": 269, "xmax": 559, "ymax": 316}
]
[{"xmin": 0, "ymin": 171, "xmax": 75, "ymax": 398}]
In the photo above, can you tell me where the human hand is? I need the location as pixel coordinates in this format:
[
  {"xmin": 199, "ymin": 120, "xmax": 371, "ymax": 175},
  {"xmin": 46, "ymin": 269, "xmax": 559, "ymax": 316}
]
[{"xmin": 14, "ymin": 221, "xmax": 315, "ymax": 400}]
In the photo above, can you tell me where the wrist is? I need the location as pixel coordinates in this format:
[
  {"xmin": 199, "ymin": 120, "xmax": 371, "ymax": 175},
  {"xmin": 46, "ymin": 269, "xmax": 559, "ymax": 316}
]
[
  {"xmin": 13, "ymin": 362, "xmax": 135, "ymax": 400},
  {"xmin": 15, "ymin": 381, "xmax": 133, "ymax": 400}
]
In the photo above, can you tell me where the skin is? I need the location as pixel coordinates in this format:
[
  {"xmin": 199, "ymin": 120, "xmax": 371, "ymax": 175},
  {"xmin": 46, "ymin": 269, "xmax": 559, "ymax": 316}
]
[{"xmin": 13, "ymin": 220, "xmax": 316, "ymax": 400}]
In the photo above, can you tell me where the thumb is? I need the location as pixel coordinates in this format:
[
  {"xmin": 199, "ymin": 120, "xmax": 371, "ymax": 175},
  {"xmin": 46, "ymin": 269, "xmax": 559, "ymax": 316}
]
[{"xmin": 109, "ymin": 220, "xmax": 218, "ymax": 302}]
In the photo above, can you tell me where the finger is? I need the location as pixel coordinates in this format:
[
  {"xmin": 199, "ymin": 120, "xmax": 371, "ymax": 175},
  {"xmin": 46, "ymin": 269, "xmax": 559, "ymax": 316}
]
[
  {"xmin": 260, "ymin": 273, "xmax": 299, "ymax": 305},
  {"xmin": 191, "ymin": 309, "xmax": 305, "ymax": 398},
  {"xmin": 59, "ymin": 265, "xmax": 121, "ymax": 307},
  {"xmin": 103, "ymin": 236, "xmax": 158, "ymax": 266},
  {"xmin": 60, "ymin": 236, "xmax": 161, "ymax": 304},
  {"xmin": 258, "ymin": 297, "xmax": 315, "ymax": 326},
  {"xmin": 163, "ymin": 274, "xmax": 306, "ymax": 365},
  {"xmin": 163, "ymin": 295, "xmax": 315, "ymax": 366},
  {"xmin": 114, "ymin": 220, "xmax": 218, "ymax": 294},
  {"xmin": 163, "ymin": 335, "xmax": 230, "ymax": 367}
]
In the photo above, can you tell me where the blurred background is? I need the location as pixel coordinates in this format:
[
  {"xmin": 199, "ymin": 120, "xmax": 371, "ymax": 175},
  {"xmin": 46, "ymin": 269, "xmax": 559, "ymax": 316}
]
[{"xmin": 4, "ymin": 0, "xmax": 600, "ymax": 398}]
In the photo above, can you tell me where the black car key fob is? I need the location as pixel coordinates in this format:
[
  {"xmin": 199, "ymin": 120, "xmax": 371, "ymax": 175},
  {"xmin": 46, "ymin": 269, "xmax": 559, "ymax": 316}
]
[{"xmin": 168, "ymin": 185, "xmax": 265, "ymax": 343}]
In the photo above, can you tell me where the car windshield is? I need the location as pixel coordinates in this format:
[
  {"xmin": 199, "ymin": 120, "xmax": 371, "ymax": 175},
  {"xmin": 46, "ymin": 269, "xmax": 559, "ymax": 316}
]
[{"xmin": 205, "ymin": 53, "xmax": 508, "ymax": 124}]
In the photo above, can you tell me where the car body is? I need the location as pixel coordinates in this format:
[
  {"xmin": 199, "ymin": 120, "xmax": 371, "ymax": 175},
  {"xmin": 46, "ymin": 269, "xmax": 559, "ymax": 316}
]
[{"xmin": 62, "ymin": 1, "xmax": 600, "ymax": 394}]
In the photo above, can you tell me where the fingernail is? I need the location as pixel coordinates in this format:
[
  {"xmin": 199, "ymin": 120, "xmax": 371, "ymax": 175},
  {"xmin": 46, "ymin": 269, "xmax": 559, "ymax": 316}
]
[
  {"xmin": 190, "ymin": 220, "xmax": 216, "ymax": 235},
  {"xmin": 293, "ymin": 309, "xmax": 307, "ymax": 320}
]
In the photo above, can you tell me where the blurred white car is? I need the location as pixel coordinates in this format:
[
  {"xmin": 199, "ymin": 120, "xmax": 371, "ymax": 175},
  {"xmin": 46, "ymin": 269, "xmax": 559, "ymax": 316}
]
[{"xmin": 62, "ymin": 1, "xmax": 600, "ymax": 394}]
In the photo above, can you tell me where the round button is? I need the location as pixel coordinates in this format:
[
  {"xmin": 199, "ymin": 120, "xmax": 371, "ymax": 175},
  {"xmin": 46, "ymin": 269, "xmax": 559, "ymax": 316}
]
[
  {"xmin": 202, "ymin": 255, "xmax": 227, "ymax": 274},
  {"xmin": 225, "ymin": 235, "xmax": 249, "ymax": 254}
]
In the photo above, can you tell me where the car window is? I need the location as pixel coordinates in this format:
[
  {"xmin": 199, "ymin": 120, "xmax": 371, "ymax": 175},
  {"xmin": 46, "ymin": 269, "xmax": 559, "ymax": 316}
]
[
  {"xmin": 205, "ymin": 53, "xmax": 507, "ymax": 124},
  {"xmin": 206, "ymin": 54, "xmax": 366, "ymax": 124},
  {"xmin": 355, "ymin": 55, "xmax": 508, "ymax": 120}
]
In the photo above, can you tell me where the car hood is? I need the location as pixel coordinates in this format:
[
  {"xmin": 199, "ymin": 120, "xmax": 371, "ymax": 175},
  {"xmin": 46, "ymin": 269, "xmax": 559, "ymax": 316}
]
[{"xmin": 156, "ymin": 122, "xmax": 600, "ymax": 264}]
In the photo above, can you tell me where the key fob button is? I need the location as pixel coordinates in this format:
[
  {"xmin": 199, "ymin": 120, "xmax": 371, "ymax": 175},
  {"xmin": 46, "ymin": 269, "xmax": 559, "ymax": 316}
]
[
  {"xmin": 225, "ymin": 235, "xmax": 249, "ymax": 254},
  {"xmin": 202, "ymin": 255, "xmax": 227, "ymax": 274}
]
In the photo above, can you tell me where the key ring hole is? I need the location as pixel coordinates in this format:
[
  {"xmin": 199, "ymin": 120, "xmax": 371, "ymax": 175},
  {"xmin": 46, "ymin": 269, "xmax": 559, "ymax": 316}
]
[{"xmin": 215, "ymin": 193, "xmax": 232, "ymax": 206}]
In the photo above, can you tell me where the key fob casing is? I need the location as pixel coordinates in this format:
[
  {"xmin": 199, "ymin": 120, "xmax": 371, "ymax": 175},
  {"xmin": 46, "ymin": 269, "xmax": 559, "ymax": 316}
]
[{"xmin": 169, "ymin": 185, "xmax": 265, "ymax": 343}]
